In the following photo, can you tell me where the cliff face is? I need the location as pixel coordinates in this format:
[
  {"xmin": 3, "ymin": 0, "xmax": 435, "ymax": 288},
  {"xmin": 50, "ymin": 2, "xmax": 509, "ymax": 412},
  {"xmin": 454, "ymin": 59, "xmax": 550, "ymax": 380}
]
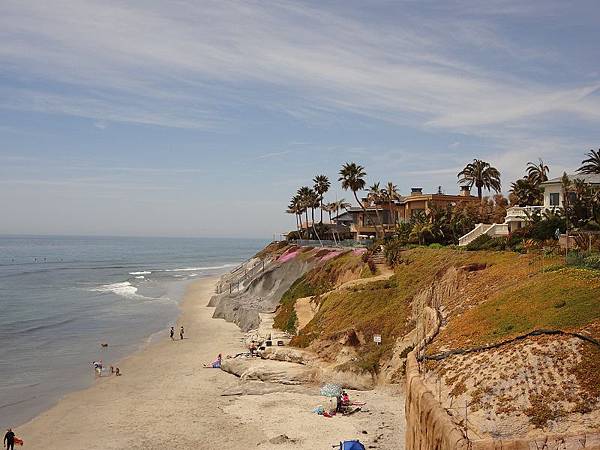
[
  {"xmin": 208, "ymin": 245, "xmax": 350, "ymax": 331},
  {"xmin": 211, "ymin": 254, "xmax": 318, "ymax": 331}
]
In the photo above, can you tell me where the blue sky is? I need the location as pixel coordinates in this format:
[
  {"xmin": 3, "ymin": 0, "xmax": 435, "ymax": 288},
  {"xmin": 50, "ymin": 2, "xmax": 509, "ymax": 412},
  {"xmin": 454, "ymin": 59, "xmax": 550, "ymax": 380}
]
[{"xmin": 1, "ymin": 0, "xmax": 599, "ymax": 238}]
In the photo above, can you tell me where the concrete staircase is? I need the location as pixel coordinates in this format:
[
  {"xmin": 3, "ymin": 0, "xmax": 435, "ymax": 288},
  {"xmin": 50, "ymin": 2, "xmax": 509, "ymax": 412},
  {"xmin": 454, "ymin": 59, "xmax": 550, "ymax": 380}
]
[{"xmin": 458, "ymin": 223, "xmax": 509, "ymax": 247}]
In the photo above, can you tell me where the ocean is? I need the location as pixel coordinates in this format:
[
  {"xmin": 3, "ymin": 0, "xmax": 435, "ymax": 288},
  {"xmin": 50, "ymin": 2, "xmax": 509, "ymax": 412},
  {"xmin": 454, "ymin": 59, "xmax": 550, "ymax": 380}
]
[{"xmin": 0, "ymin": 235, "xmax": 267, "ymax": 428}]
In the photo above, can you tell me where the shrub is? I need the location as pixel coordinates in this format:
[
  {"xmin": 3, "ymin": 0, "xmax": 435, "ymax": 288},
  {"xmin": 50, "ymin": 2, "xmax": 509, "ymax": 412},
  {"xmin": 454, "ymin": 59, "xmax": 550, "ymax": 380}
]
[
  {"xmin": 284, "ymin": 310, "xmax": 298, "ymax": 333},
  {"xmin": 428, "ymin": 243, "xmax": 444, "ymax": 249},
  {"xmin": 384, "ymin": 239, "xmax": 405, "ymax": 266},
  {"xmin": 367, "ymin": 259, "xmax": 377, "ymax": 274},
  {"xmin": 465, "ymin": 234, "xmax": 492, "ymax": 251},
  {"xmin": 583, "ymin": 254, "xmax": 600, "ymax": 269},
  {"xmin": 529, "ymin": 216, "xmax": 565, "ymax": 241}
]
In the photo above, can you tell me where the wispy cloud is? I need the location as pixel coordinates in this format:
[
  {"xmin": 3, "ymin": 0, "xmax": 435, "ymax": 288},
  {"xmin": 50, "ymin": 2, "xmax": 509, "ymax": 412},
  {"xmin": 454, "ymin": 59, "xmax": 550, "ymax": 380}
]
[
  {"xmin": 254, "ymin": 150, "xmax": 292, "ymax": 160},
  {"xmin": 1, "ymin": 0, "xmax": 598, "ymax": 136}
]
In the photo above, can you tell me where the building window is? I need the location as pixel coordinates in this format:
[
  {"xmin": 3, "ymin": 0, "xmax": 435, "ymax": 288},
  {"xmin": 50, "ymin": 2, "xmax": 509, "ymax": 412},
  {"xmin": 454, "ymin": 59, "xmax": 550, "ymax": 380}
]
[{"xmin": 549, "ymin": 193, "xmax": 560, "ymax": 206}]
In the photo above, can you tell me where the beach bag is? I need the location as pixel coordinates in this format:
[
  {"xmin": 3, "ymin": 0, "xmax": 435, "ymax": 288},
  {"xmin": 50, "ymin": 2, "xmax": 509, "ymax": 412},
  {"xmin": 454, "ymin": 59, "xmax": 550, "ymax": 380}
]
[{"xmin": 338, "ymin": 440, "xmax": 365, "ymax": 450}]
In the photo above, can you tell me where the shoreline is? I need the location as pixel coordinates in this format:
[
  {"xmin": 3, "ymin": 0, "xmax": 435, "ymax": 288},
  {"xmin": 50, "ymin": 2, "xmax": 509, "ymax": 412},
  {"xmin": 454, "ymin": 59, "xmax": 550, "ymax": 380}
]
[
  {"xmin": 17, "ymin": 274, "xmax": 404, "ymax": 449},
  {"xmin": 16, "ymin": 276, "xmax": 268, "ymax": 449},
  {"xmin": 3, "ymin": 276, "xmax": 199, "ymax": 429}
]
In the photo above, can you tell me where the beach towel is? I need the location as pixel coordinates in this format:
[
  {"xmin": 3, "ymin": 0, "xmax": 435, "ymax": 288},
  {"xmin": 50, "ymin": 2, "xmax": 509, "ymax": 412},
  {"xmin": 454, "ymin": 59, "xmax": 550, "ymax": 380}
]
[{"xmin": 312, "ymin": 405, "xmax": 324, "ymax": 415}]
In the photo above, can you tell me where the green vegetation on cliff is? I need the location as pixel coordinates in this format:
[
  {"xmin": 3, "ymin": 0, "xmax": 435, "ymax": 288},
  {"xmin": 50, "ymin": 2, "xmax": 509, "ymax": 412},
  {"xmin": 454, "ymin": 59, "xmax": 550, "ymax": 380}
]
[
  {"xmin": 273, "ymin": 251, "xmax": 369, "ymax": 332},
  {"xmin": 276, "ymin": 246, "xmax": 600, "ymax": 375}
]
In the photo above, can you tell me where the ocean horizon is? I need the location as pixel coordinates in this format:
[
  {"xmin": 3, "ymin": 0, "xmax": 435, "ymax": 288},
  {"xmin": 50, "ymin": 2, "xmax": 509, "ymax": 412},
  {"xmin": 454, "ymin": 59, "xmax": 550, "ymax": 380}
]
[{"xmin": 0, "ymin": 235, "xmax": 267, "ymax": 428}]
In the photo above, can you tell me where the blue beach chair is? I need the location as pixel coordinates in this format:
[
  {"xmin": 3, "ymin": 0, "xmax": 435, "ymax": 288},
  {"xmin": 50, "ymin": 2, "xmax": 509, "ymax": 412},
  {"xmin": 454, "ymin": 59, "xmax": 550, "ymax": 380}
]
[{"xmin": 334, "ymin": 440, "xmax": 366, "ymax": 450}]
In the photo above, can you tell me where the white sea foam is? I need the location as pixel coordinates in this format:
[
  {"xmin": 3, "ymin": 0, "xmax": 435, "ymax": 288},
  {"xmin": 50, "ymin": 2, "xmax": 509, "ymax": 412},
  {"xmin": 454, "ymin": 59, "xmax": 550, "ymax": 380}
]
[
  {"xmin": 161, "ymin": 263, "xmax": 236, "ymax": 272},
  {"xmin": 91, "ymin": 282, "xmax": 146, "ymax": 300},
  {"xmin": 129, "ymin": 271, "xmax": 151, "ymax": 275},
  {"xmin": 134, "ymin": 276, "xmax": 145, "ymax": 279}
]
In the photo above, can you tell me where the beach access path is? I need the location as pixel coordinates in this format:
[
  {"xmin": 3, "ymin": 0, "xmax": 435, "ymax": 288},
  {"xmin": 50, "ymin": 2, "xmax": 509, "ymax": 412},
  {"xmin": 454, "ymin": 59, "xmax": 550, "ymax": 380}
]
[{"xmin": 18, "ymin": 277, "xmax": 404, "ymax": 449}]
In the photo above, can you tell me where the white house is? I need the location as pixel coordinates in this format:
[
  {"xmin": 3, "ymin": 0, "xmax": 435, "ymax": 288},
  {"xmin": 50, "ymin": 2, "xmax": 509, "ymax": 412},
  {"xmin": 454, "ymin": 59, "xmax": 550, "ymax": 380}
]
[{"xmin": 459, "ymin": 173, "xmax": 600, "ymax": 246}]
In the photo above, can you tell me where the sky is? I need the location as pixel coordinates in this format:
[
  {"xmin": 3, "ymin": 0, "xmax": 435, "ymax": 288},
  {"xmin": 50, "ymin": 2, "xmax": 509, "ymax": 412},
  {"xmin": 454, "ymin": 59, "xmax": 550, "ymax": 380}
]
[{"xmin": 1, "ymin": 0, "xmax": 599, "ymax": 238}]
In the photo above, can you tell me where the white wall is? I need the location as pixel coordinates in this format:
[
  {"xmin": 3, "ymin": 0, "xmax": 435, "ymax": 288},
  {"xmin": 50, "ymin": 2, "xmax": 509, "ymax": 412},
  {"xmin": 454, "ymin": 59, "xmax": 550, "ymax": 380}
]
[{"xmin": 543, "ymin": 183, "xmax": 562, "ymax": 208}]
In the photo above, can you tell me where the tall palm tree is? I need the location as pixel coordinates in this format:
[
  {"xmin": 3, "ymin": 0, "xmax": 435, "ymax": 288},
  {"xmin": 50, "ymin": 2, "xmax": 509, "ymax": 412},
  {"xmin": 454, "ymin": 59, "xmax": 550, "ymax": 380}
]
[
  {"xmin": 367, "ymin": 182, "xmax": 385, "ymax": 236},
  {"xmin": 578, "ymin": 149, "xmax": 600, "ymax": 174},
  {"xmin": 457, "ymin": 159, "xmax": 502, "ymax": 201},
  {"xmin": 384, "ymin": 182, "xmax": 401, "ymax": 225},
  {"xmin": 307, "ymin": 188, "xmax": 322, "ymax": 244},
  {"xmin": 526, "ymin": 158, "xmax": 550, "ymax": 185},
  {"xmin": 313, "ymin": 175, "xmax": 331, "ymax": 224},
  {"xmin": 339, "ymin": 162, "xmax": 383, "ymax": 239},
  {"xmin": 287, "ymin": 195, "xmax": 302, "ymax": 237},
  {"xmin": 297, "ymin": 186, "xmax": 312, "ymax": 239}
]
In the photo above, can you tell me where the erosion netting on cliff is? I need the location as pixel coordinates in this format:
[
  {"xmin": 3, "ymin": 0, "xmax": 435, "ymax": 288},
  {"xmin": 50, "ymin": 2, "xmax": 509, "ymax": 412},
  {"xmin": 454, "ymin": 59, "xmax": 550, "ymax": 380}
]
[{"xmin": 399, "ymin": 247, "xmax": 600, "ymax": 444}]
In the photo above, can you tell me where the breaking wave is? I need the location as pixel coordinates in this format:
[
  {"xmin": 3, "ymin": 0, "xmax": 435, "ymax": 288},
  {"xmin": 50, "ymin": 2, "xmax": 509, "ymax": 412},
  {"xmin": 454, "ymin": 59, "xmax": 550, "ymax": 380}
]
[
  {"xmin": 161, "ymin": 264, "xmax": 236, "ymax": 272},
  {"xmin": 91, "ymin": 282, "xmax": 147, "ymax": 300}
]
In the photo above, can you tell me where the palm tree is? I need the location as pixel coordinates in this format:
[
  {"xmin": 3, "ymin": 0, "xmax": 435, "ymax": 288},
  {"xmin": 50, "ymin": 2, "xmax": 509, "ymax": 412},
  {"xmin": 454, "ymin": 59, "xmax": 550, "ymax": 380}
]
[
  {"xmin": 297, "ymin": 186, "xmax": 312, "ymax": 239},
  {"xmin": 367, "ymin": 182, "xmax": 385, "ymax": 237},
  {"xmin": 307, "ymin": 188, "xmax": 322, "ymax": 244},
  {"xmin": 457, "ymin": 159, "xmax": 502, "ymax": 201},
  {"xmin": 333, "ymin": 199, "xmax": 351, "ymax": 219},
  {"xmin": 339, "ymin": 162, "xmax": 372, "ymax": 238},
  {"xmin": 324, "ymin": 202, "xmax": 335, "ymax": 223},
  {"xmin": 526, "ymin": 158, "xmax": 549, "ymax": 185},
  {"xmin": 408, "ymin": 210, "xmax": 432, "ymax": 245},
  {"xmin": 287, "ymin": 195, "xmax": 302, "ymax": 237},
  {"xmin": 384, "ymin": 182, "xmax": 401, "ymax": 225},
  {"xmin": 510, "ymin": 178, "xmax": 543, "ymax": 206},
  {"xmin": 313, "ymin": 175, "xmax": 331, "ymax": 224},
  {"xmin": 578, "ymin": 149, "xmax": 600, "ymax": 174}
]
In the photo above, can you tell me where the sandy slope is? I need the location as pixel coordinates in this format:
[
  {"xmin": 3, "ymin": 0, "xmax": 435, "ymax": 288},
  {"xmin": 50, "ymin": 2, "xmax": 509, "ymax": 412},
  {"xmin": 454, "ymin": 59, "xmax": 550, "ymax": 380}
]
[{"xmin": 16, "ymin": 277, "xmax": 404, "ymax": 449}]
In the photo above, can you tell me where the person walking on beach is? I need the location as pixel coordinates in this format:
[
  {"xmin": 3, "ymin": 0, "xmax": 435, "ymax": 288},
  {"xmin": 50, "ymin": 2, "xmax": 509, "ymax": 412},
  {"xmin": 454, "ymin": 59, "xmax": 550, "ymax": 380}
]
[
  {"xmin": 170, "ymin": 327, "xmax": 175, "ymax": 341},
  {"xmin": 4, "ymin": 428, "xmax": 15, "ymax": 450},
  {"xmin": 180, "ymin": 326, "xmax": 185, "ymax": 340}
]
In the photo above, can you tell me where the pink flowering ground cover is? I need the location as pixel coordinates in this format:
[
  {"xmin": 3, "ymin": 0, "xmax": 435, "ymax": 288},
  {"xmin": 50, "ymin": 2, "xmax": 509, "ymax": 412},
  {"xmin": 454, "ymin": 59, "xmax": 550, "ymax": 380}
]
[
  {"xmin": 320, "ymin": 250, "xmax": 342, "ymax": 262},
  {"xmin": 278, "ymin": 248, "xmax": 301, "ymax": 263},
  {"xmin": 352, "ymin": 248, "xmax": 367, "ymax": 255}
]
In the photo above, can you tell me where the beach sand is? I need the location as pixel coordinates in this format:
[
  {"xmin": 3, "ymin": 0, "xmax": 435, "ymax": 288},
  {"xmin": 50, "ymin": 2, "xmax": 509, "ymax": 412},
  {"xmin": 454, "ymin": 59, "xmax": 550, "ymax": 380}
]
[{"xmin": 17, "ymin": 277, "xmax": 403, "ymax": 449}]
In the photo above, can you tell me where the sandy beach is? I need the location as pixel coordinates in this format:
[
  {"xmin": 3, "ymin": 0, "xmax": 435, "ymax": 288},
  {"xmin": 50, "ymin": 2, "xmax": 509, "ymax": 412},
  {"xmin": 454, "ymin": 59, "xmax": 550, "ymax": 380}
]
[{"xmin": 16, "ymin": 276, "xmax": 403, "ymax": 449}]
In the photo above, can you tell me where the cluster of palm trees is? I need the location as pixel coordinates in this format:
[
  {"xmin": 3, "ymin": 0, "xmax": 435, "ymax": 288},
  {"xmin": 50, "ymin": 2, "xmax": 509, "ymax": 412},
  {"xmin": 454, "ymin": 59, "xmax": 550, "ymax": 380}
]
[
  {"xmin": 287, "ymin": 174, "xmax": 350, "ymax": 242},
  {"xmin": 287, "ymin": 163, "xmax": 403, "ymax": 241},
  {"xmin": 286, "ymin": 148, "xmax": 600, "ymax": 243}
]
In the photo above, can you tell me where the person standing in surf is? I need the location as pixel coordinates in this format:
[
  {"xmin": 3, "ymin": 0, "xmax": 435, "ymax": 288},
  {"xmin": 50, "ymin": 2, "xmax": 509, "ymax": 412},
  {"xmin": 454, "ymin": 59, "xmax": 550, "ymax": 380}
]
[
  {"xmin": 170, "ymin": 327, "xmax": 175, "ymax": 341},
  {"xmin": 180, "ymin": 326, "xmax": 185, "ymax": 340}
]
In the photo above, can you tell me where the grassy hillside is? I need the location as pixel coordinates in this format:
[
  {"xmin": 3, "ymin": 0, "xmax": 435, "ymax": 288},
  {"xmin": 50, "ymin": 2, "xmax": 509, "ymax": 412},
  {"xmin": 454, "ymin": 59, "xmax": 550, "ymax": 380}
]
[
  {"xmin": 281, "ymin": 246, "xmax": 600, "ymax": 375},
  {"xmin": 273, "ymin": 250, "xmax": 373, "ymax": 332}
]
